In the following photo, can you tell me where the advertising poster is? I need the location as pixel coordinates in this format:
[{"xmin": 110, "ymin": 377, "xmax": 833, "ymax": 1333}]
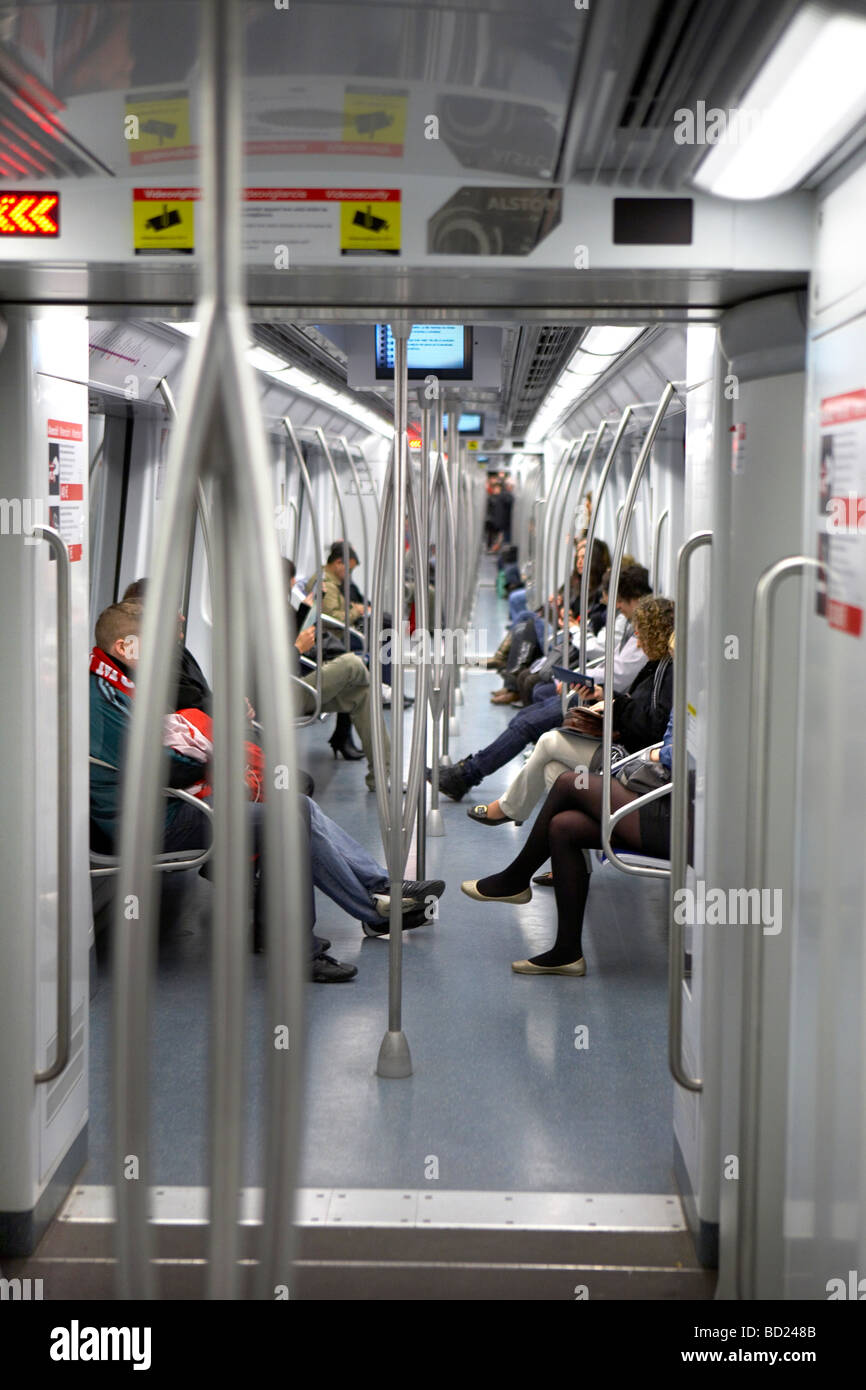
[
  {"xmin": 816, "ymin": 389, "xmax": 866, "ymax": 636},
  {"xmin": 47, "ymin": 417, "xmax": 85, "ymax": 562}
]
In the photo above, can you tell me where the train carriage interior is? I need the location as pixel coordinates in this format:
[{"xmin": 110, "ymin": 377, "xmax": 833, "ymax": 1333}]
[{"xmin": 1, "ymin": 0, "xmax": 866, "ymax": 1314}]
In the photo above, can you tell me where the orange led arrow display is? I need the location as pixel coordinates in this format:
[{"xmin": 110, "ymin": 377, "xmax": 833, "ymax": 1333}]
[{"xmin": 0, "ymin": 191, "xmax": 59, "ymax": 236}]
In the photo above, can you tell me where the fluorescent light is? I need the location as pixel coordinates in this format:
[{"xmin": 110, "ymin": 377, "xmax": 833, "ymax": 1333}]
[
  {"xmin": 526, "ymin": 326, "xmax": 643, "ymax": 439},
  {"xmin": 162, "ymin": 320, "xmax": 200, "ymax": 338},
  {"xmin": 247, "ymin": 346, "xmax": 291, "ymax": 373},
  {"xmin": 579, "ymin": 326, "xmax": 643, "ymax": 356},
  {"xmin": 693, "ymin": 3, "xmax": 866, "ymax": 199}
]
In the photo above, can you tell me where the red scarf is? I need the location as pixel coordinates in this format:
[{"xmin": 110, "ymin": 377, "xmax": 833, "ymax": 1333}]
[{"xmin": 90, "ymin": 646, "xmax": 136, "ymax": 694}]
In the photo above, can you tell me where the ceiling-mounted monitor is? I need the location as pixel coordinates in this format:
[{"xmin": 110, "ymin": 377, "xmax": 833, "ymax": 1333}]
[
  {"xmin": 374, "ymin": 324, "xmax": 473, "ymax": 381},
  {"xmin": 443, "ymin": 411, "xmax": 484, "ymax": 434}
]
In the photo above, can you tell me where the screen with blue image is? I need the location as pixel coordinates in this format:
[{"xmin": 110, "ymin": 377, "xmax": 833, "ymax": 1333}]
[
  {"xmin": 443, "ymin": 412, "xmax": 483, "ymax": 434},
  {"xmin": 374, "ymin": 324, "xmax": 473, "ymax": 379}
]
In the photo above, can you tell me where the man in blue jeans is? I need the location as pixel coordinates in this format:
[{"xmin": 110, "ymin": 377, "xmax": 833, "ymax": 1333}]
[{"xmin": 90, "ymin": 601, "xmax": 444, "ymax": 982}]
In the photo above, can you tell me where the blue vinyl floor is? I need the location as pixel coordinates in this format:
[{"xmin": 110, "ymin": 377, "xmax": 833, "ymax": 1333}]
[{"xmin": 84, "ymin": 558, "xmax": 675, "ymax": 1193}]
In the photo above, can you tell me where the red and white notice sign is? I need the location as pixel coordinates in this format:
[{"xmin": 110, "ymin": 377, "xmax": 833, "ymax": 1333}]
[
  {"xmin": 47, "ymin": 417, "xmax": 85, "ymax": 561},
  {"xmin": 816, "ymin": 389, "xmax": 866, "ymax": 636}
]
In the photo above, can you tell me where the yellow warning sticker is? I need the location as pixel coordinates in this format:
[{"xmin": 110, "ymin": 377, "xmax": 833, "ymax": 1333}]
[
  {"xmin": 467, "ymin": 440, "xmax": 480, "ymax": 451},
  {"xmin": 125, "ymin": 92, "xmax": 192, "ymax": 165},
  {"xmin": 342, "ymin": 88, "xmax": 407, "ymax": 149},
  {"xmin": 133, "ymin": 188, "xmax": 196, "ymax": 254},
  {"xmin": 339, "ymin": 196, "xmax": 401, "ymax": 255}
]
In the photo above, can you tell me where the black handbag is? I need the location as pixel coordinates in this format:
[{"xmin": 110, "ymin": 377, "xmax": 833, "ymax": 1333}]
[{"xmin": 618, "ymin": 759, "xmax": 671, "ymax": 794}]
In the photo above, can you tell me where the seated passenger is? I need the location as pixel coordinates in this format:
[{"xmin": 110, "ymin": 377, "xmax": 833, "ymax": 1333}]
[
  {"xmin": 431, "ymin": 564, "xmax": 653, "ymax": 802},
  {"xmin": 285, "ymin": 558, "xmax": 388, "ymax": 778},
  {"xmin": 89, "ymin": 601, "xmax": 443, "ymax": 979},
  {"xmin": 468, "ymin": 598, "xmax": 674, "ymax": 826},
  {"xmin": 460, "ymin": 708, "xmax": 675, "ymax": 976},
  {"xmin": 304, "ymin": 541, "xmax": 399, "ymax": 698}
]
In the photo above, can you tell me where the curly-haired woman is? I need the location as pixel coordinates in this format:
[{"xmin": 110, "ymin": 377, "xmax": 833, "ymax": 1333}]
[{"xmin": 465, "ymin": 595, "xmax": 674, "ymax": 828}]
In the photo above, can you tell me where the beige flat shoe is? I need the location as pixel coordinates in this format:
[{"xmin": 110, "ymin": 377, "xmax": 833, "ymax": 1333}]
[
  {"xmin": 461, "ymin": 879, "xmax": 532, "ymax": 905},
  {"xmin": 511, "ymin": 957, "xmax": 587, "ymax": 976}
]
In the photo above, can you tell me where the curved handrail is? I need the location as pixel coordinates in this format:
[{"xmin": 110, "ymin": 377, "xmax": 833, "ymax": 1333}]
[
  {"xmin": 558, "ymin": 425, "xmax": 610, "ymax": 702},
  {"xmin": 336, "ymin": 435, "xmax": 371, "ymax": 656},
  {"xmin": 33, "ymin": 525, "xmax": 72, "ymax": 1085},
  {"xmin": 600, "ymin": 383, "xmax": 677, "ymax": 882},
  {"xmin": 283, "ymin": 416, "xmax": 324, "ymax": 724},
  {"xmin": 736, "ymin": 555, "xmax": 821, "ymax": 1301},
  {"xmin": 668, "ymin": 529, "xmax": 713, "ymax": 1092}
]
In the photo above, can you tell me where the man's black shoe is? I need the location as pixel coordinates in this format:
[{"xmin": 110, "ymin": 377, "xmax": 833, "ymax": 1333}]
[
  {"xmin": 437, "ymin": 763, "xmax": 469, "ymax": 801},
  {"xmin": 311, "ymin": 954, "xmax": 358, "ymax": 983},
  {"xmin": 401, "ymin": 879, "xmax": 445, "ymax": 905},
  {"xmin": 361, "ymin": 902, "xmax": 435, "ymax": 937}
]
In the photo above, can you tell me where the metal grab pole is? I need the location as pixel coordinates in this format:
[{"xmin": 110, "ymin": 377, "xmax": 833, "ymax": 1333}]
[
  {"xmin": 284, "ymin": 416, "xmax": 325, "ymax": 724},
  {"xmin": 337, "ymin": 436, "xmax": 371, "ymax": 656},
  {"xmin": 158, "ymin": 377, "xmax": 214, "ymax": 620},
  {"xmin": 544, "ymin": 434, "xmax": 587, "ymax": 651},
  {"xmin": 539, "ymin": 438, "xmax": 577, "ymax": 628},
  {"xmin": 415, "ymin": 407, "xmax": 431, "ymax": 876},
  {"xmin": 578, "ymin": 409, "xmax": 633, "ymax": 678},
  {"xmin": 547, "ymin": 430, "xmax": 595, "ymax": 654},
  {"xmin": 33, "ymin": 526, "xmax": 72, "ymax": 1084},
  {"xmin": 652, "ymin": 506, "xmax": 670, "ymax": 594},
  {"xmin": 314, "ymin": 427, "xmax": 352, "ymax": 642},
  {"xmin": 667, "ymin": 530, "xmax": 712, "ymax": 1093},
  {"xmin": 558, "ymin": 422, "xmax": 609, "ymax": 703},
  {"xmin": 737, "ymin": 555, "xmax": 821, "ymax": 1301},
  {"xmin": 426, "ymin": 446, "xmax": 457, "ymax": 836},
  {"xmin": 372, "ymin": 324, "xmax": 412, "ymax": 1078},
  {"xmin": 113, "ymin": 0, "xmax": 306, "ymax": 1301},
  {"xmin": 600, "ymin": 383, "xmax": 677, "ymax": 882}
]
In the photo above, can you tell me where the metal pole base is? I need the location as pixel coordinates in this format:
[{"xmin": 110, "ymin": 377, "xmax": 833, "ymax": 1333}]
[
  {"xmin": 426, "ymin": 808, "xmax": 445, "ymax": 836},
  {"xmin": 439, "ymin": 753, "xmax": 453, "ymax": 767},
  {"xmin": 376, "ymin": 1030, "xmax": 413, "ymax": 1079},
  {"xmin": 454, "ymin": 686, "xmax": 464, "ymax": 706}
]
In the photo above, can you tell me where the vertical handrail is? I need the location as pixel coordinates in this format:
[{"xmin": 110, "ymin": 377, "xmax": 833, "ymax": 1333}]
[
  {"xmin": 668, "ymin": 530, "xmax": 712, "ymax": 1092},
  {"xmin": 336, "ymin": 435, "xmax": 371, "ymax": 656},
  {"xmin": 414, "ymin": 407, "xmax": 430, "ymax": 876},
  {"xmin": 287, "ymin": 498, "xmax": 300, "ymax": 565},
  {"xmin": 426, "ymin": 444, "xmax": 457, "ymax": 834},
  {"xmin": 737, "ymin": 555, "xmax": 821, "ymax": 1301},
  {"xmin": 284, "ymin": 417, "xmax": 324, "ymax": 724},
  {"xmin": 652, "ymin": 506, "xmax": 670, "ymax": 593},
  {"xmin": 578, "ymin": 409, "xmax": 633, "ymax": 677},
  {"xmin": 541, "ymin": 436, "xmax": 583, "ymax": 649},
  {"xmin": 600, "ymin": 383, "xmax": 677, "ymax": 882},
  {"xmin": 546, "ymin": 430, "xmax": 595, "ymax": 653},
  {"xmin": 314, "ymin": 427, "xmax": 352, "ymax": 642},
  {"xmin": 33, "ymin": 525, "xmax": 72, "ymax": 1084},
  {"xmin": 113, "ymin": 0, "xmax": 305, "ymax": 1301},
  {"xmin": 158, "ymin": 377, "xmax": 214, "ymax": 619},
  {"xmin": 369, "ymin": 326, "xmax": 413, "ymax": 1078},
  {"xmin": 560, "ymin": 422, "xmax": 609, "ymax": 687}
]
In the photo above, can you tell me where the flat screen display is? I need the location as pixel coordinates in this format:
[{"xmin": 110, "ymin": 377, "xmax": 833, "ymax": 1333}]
[
  {"xmin": 375, "ymin": 324, "xmax": 473, "ymax": 380},
  {"xmin": 443, "ymin": 411, "xmax": 483, "ymax": 434}
]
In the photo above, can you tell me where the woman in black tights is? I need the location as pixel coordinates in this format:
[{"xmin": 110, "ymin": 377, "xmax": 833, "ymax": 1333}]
[{"xmin": 460, "ymin": 711, "xmax": 673, "ymax": 976}]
